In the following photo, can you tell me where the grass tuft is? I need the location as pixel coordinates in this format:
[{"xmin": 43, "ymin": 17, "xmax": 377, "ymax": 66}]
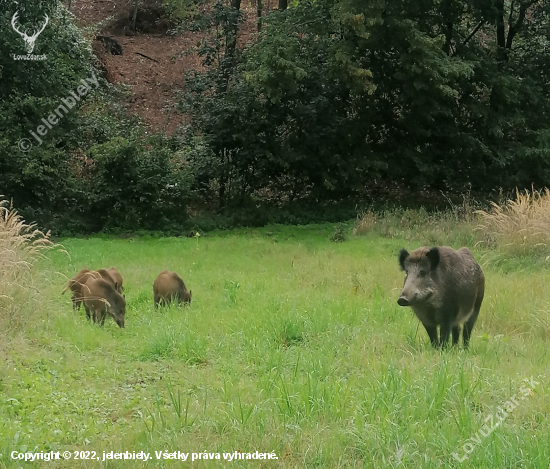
[
  {"xmin": 353, "ymin": 192, "xmax": 480, "ymax": 247},
  {"xmin": 272, "ymin": 316, "xmax": 306, "ymax": 347},
  {"xmin": 137, "ymin": 320, "xmax": 207, "ymax": 364},
  {"xmin": 352, "ymin": 210, "xmax": 377, "ymax": 236},
  {"xmin": 0, "ymin": 198, "xmax": 57, "ymax": 332}
]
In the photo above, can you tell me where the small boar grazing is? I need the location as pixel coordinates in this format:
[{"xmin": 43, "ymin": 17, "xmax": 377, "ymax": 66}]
[
  {"xmin": 82, "ymin": 277, "xmax": 126, "ymax": 328},
  {"xmin": 153, "ymin": 270, "xmax": 192, "ymax": 308},
  {"xmin": 397, "ymin": 246, "xmax": 485, "ymax": 348},
  {"xmin": 105, "ymin": 266, "xmax": 124, "ymax": 293},
  {"xmin": 62, "ymin": 268, "xmax": 118, "ymax": 310}
]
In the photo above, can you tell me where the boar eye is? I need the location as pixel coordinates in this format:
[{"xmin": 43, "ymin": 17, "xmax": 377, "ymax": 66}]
[{"xmin": 419, "ymin": 270, "xmax": 428, "ymax": 277}]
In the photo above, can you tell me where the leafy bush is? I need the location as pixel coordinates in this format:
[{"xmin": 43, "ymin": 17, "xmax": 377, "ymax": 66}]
[
  {"xmin": 330, "ymin": 224, "xmax": 347, "ymax": 243},
  {"xmin": 85, "ymin": 134, "xmax": 194, "ymax": 231},
  {"xmin": 0, "ymin": 1, "xmax": 96, "ymax": 229}
]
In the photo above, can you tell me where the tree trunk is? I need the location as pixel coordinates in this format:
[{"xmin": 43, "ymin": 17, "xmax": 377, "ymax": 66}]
[
  {"xmin": 132, "ymin": 0, "xmax": 138, "ymax": 32},
  {"xmin": 227, "ymin": 0, "xmax": 242, "ymax": 57},
  {"xmin": 278, "ymin": 0, "xmax": 287, "ymax": 11},
  {"xmin": 506, "ymin": 1, "xmax": 538, "ymax": 49},
  {"xmin": 221, "ymin": 0, "xmax": 242, "ymax": 91},
  {"xmin": 257, "ymin": 0, "xmax": 263, "ymax": 32},
  {"xmin": 219, "ymin": 150, "xmax": 227, "ymax": 209},
  {"xmin": 495, "ymin": 0, "xmax": 539, "ymax": 62},
  {"xmin": 440, "ymin": 0, "xmax": 453, "ymax": 55},
  {"xmin": 495, "ymin": 0, "xmax": 507, "ymax": 61}
]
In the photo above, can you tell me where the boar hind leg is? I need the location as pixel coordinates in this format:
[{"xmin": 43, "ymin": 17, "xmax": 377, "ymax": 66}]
[
  {"xmin": 463, "ymin": 309, "xmax": 480, "ymax": 348},
  {"xmin": 464, "ymin": 291, "xmax": 484, "ymax": 348},
  {"xmin": 423, "ymin": 324, "xmax": 439, "ymax": 348},
  {"xmin": 452, "ymin": 326, "xmax": 461, "ymax": 345}
]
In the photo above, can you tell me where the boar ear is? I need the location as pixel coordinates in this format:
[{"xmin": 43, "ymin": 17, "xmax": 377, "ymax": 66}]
[
  {"xmin": 398, "ymin": 249, "xmax": 409, "ymax": 271},
  {"xmin": 426, "ymin": 247, "xmax": 440, "ymax": 270}
]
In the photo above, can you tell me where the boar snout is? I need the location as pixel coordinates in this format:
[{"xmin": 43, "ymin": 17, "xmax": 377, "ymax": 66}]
[{"xmin": 397, "ymin": 296, "xmax": 410, "ymax": 306}]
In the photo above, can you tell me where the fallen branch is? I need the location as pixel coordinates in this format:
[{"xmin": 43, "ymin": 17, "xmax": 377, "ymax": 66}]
[{"xmin": 135, "ymin": 52, "xmax": 159, "ymax": 63}]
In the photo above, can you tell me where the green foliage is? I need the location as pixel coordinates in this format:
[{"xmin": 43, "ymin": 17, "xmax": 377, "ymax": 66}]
[
  {"xmin": 330, "ymin": 223, "xmax": 347, "ymax": 242},
  {"xmin": 0, "ymin": 3, "xmax": 197, "ymax": 234},
  {"xmin": 181, "ymin": 0, "xmax": 550, "ymax": 211},
  {"xmin": 85, "ymin": 134, "xmax": 193, "ymax": 231},
  {"xmin": 2, "ymin": 0, "xmax": 550, "ymax": 235},
  {"xmin": 163, "ymin": 0, "xmax": 205, "ymax": 24},
  {"xmin": 0, "ymin": 2, "xmax": 95, "ymax": 227}
]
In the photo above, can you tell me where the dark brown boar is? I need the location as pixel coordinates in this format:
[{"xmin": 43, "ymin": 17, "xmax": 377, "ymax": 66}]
[
  {"xmin": 62, "ymin": 268, "xmax": 118, "ymax": 311},
  {"xmin": 82, "ymin": 277, "xmax": 126, "ymax": 328},
  {"xmin": 397, "ymin": 246, "xmax": 485, "ymax": 348},
  {"xmin": 153, "ymin": 270, "xmax": 192, "ymax": 308}
]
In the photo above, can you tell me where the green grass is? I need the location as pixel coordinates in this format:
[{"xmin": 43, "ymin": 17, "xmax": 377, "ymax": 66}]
[{"xmin": 0, "ymin": 223, "xmax": 549, "ymax": 468}]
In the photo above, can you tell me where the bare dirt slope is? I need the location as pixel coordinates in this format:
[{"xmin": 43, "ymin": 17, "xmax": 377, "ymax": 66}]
[{"xmin": 70, "ymin": 0, "xmax": 260, "ymax": 134}]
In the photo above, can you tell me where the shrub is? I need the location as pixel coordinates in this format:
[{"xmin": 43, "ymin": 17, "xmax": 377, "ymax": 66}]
[
  {"xmin": 85, "ymin": 134, "xmax": 194, "ymax": 231},
  {"xmin": 330, "ymin": 224, "xmax": 347, "ymax": 242}
]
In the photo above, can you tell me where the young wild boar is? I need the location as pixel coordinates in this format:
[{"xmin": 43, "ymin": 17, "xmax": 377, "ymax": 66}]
[
  {"xmin": 62, "ymin": 268, "xmax": 118, "ymax": 310},
  {"xmin": 82, "ymin": 277, "xmax": 126, "ymax": 328},
  {"xmin": 153, "ymin": 270, "xmax": 192, "ymax": 308},
  {"xmin": 105, "ymin": 266, "xmax": 124, "ymax": 292},
  {"xmin": 397, "ymin": 246, "xmax": 485, "ymax": 348}
]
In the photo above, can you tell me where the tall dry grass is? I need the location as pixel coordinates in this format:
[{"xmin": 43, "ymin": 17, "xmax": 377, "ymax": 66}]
[
  {"xmin": 0, "ymin": 198, "xmax": 55, "ymax": 331},
  {"xmin": 476, "ymin": 188, "xmax": 550, "ymax": 255},
  {"xmin": 352, "ymin": 192, "xmax": 480, "ymax": 247}
]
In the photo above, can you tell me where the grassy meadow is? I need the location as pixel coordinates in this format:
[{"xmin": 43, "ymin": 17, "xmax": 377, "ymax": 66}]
[{"xmin": 1, "ymin": 211, "xmax": 549, "ymax": 468}]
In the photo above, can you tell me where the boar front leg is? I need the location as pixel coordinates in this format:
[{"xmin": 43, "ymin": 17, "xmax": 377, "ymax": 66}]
[
  {"xmin": 439, "ymin": 322, "xmax": 452, "ymax": 348},
  {"xmin": 423, "ymin": 324, "xmax": 439, "ymax": 348}
]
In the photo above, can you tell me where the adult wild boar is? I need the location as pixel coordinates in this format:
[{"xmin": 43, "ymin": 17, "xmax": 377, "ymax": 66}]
[
  {"xmin": 82, "ymin": 277, "xmax": 126, "ymax": 327},
  {"xmin": 397, "ymin": 246, "xmax": 485, "ymax": 348},
  {"xmin": 153, "ymin": 270, "xmax": 192, "ymax": 308},
  {"xmin": 62, "ymin": 268, "xmax": 118, "ymax": 310}
]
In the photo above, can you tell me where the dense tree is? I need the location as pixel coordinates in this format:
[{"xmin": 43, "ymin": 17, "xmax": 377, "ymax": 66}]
[
  {"xmin": 2, "ymin": 0, "xmax": 549, "ymax": 232},
  {"xmin": 183, "ymin": 0, "xmax": 550, "ymax": 206},
  {"xmin": 0, "ymin": 1, "xmax": 195, "ymax": 232},
  {"xmin": 0, "ymin": 1, "xmax": 94, "ymax": 225}
]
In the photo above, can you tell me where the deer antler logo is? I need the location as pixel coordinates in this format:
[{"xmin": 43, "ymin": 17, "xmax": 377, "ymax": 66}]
[{"xmin": 11, "ymin": 12, "xmax": 49, "ymax": 54}]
